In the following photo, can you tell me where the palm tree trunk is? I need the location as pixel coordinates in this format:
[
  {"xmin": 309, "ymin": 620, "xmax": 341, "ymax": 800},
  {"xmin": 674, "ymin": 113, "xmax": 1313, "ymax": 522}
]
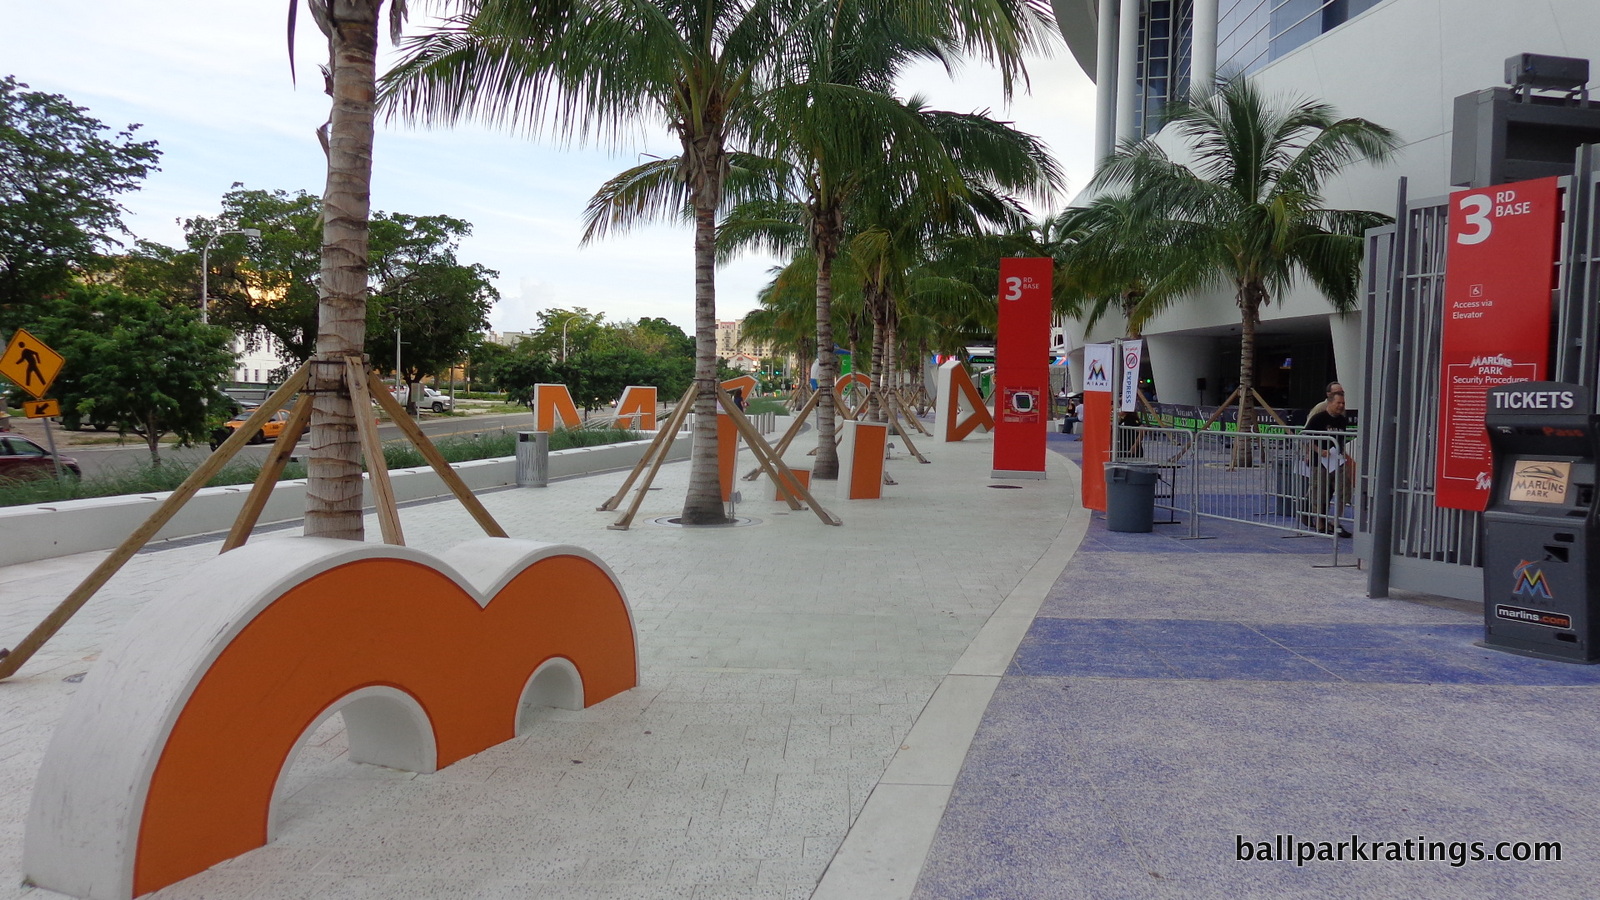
[
  {"xmin": 306, "ymin": 0, "xmax": 382, "ymax": 541},
  {"xmin": 881, "ymin": 302, "xmax": 898, "ymax": 424},
  {"xmin": 866, "ymin": 286, "xmax": 887, "ymax": 422},
  {"xmin": 1233, "ymin": 283, "xmax": 1263, "ymax": 467},
  {"xmin": 813, "ymin": 247, "xmax": 840, "ymax": 480},
  {"xmin": 1236, "ymin": 288, "xmax": 1261, "ymax": 433},
  {"xmin": 680, "ymin": 199, "xmax": 730, "ymax": 524}
]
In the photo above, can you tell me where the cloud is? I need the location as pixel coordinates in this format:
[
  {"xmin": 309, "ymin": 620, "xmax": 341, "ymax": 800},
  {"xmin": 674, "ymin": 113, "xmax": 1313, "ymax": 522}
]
[{"xmin": 3, "ymin": 1, "xmax": 1097, "ymax": 338}]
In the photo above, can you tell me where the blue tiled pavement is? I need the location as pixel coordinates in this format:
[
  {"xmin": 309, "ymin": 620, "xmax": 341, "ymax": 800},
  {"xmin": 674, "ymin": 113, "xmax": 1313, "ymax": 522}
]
[{"xmin": 912, "ymin": 450, "xmax": 1600, "ymax": 900}]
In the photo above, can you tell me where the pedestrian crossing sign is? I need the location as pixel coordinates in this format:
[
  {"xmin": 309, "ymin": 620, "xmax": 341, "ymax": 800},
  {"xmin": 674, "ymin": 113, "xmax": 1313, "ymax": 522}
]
[
  {"xmin": 1, "ymin": 328, "xmax": 65, "ymax": 400},
  {"xmin": 24, "ymin": 399, "xmax": 60, "ymax": 418}
]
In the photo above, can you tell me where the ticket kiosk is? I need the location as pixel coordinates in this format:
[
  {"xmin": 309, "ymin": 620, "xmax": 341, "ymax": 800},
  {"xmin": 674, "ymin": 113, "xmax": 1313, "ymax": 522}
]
[{"xmin": 1481, "ymin": 382, "xmax": 1600, "ymax": 662}]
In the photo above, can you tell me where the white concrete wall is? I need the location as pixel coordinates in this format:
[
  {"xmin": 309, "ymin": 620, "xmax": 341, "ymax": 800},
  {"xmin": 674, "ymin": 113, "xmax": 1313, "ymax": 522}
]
[
  {"xmin": 0, "ymin": 435, "xmax": 691, "ymax": 568},
  {"xmin": 1055, "ymin": 0, "xmax": 1600, "ymax": 400}
]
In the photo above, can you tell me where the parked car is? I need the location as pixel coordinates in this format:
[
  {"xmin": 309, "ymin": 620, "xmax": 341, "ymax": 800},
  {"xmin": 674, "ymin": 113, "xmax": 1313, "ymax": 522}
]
[
  {"xmin": 393, "ymin": 386, "xmax": 454, "ymax": 413},
  {"xmin": 0, "ymin": 435, "xmax": 81, "ymax": 481},
  {"xmin": 210, "ymin": 409, "xmax": 308, "ymax": 450}
]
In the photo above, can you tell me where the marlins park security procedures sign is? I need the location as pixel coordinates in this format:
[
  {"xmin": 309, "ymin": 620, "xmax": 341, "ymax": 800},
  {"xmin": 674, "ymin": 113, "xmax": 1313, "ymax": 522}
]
[{"xmin": 1436, "ymin": 176, "xmax": 1562, "ymax": 511}]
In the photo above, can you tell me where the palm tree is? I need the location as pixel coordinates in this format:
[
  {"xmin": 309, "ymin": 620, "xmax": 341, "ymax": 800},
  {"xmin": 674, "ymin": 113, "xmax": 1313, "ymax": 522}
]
[
  {"xmin": 382, "ymin": 0, "xmax": 795, "ymax": 524},
  {"xmin": 852, "ymin": 102, "xmax": 1059, "ymax": 418},
  {"xmin": 714, "ymin": 0, "xmax": 1055, "ymax": 475},
  {"xmin": 291, "ymin": 0, "xmax": 410, "ymax": 540},
  {"xmin": 1091, "ymin": 76, "xmax": 1398, "ymax": 436}
]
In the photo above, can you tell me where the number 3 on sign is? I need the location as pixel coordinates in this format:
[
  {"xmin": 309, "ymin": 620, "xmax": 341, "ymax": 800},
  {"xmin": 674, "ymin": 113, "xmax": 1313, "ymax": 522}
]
[
  {"xmin": 1003, "ymin": 276, "xmax": 1022, "ymax": 300},
  {"xmin": 1456, "ymin": 194, "xmax": 1492, "ymax": 245}
]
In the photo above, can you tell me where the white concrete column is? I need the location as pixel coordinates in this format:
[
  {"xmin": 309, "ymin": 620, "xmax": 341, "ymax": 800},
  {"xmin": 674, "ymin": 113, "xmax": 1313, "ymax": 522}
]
[
  {"xmin": 1095, "ymin": 0, "xmax": 1119, "ymax": 160},
  {"xmin": 1115, "ymin": 0, "xmax": 1141, "ymax": 144},
  {"xmin": 1328, "ymin": 312, "xmax": 1365, "ymax": 410},
  {"xmin": 1145, "ymin": 333, "xmax": 1221, "ymax": 407},
  {"xmin": 1190, "ymin": 0, "xmax": 1218, "ymax": 98}
]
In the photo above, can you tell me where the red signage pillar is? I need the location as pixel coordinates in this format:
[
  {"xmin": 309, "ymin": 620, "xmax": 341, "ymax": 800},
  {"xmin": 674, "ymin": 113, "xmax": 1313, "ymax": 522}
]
[
  {"xmin": 1081, "ymin": 344, "xmax": 1114, "ymax": 511},
  {"xmin": 1436, "ymin": 176, "xmax": 1562, "ymax": 510},
  {"xmin": 992, "ymin": 257, "xmax": 1053, "ymax": 479}
]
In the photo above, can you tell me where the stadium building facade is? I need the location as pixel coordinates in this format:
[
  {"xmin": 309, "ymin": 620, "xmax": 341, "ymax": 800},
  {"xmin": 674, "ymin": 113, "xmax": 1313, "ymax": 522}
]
[{"xmin": 1050, "ymin": 0, "xmax": 1599, "ymax": 413}]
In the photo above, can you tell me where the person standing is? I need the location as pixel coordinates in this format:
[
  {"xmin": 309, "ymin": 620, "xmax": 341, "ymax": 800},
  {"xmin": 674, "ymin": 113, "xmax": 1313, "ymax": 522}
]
[{"xmin": 1302, "ymin": 382, "xmax": 1352, "ymax": 536}]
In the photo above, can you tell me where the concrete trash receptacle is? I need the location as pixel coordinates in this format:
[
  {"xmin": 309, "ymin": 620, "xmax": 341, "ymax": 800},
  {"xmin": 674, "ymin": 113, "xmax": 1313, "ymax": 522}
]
[{"xmin": 1106, "ymin": 464, "xmax": 1159, "ymax": 532}]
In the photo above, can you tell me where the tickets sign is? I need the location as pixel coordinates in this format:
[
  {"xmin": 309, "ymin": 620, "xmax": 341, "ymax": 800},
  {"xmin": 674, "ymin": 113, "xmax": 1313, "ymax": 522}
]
[{"xmin": 1436, "ymin": 176, "xmax": 1562, "ymax": 511}]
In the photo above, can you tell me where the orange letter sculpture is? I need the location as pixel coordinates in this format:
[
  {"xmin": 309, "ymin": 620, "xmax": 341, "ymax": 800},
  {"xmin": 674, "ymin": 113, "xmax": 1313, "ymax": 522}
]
[
  {"xmin": 833, "ymin": 371, "xmax": 870, "ymax": 418},
  {"xmin": 614, "ymin": 385, "xmax": 658, "ymax": 430},
  {"xmin": 836, "ymin": 419, "xmax": 888, "ymax": 499},
  {"xmin": 720, "ymin": 374, "xmax": 758, "ymax": 403},
  {"xmin": 532, "ymin": 383, "xmax": 581, "ymax": 431},
  {"xmin": 24, "ymin": 538, "xmax": 638, "ymax": 900},
  {"xmin": 933, "ymin": 359, "xmax": 994, "ymax": 442}
]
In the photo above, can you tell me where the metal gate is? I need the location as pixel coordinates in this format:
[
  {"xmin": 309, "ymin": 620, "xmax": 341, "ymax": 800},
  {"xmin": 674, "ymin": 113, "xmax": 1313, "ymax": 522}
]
[{"xmin": 1361, "ymin": 144, "xmax": 1600, "ymax": 600}]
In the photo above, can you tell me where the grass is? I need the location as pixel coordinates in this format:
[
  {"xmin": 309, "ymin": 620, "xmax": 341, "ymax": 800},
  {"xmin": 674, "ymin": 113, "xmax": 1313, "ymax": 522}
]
[
  {"xmin": 0, "ymin": 424, "xmax": 641, "ymax": 509},
  {"xmin": 743, "ymin": 397, "xmax": 792, "ymax": 416}
]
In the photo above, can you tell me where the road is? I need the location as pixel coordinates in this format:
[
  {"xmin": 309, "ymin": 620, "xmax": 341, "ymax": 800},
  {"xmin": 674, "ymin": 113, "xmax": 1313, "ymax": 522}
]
[{"xmin": 37, "ymin": 411, "xmax": 546, "ymax": 478}]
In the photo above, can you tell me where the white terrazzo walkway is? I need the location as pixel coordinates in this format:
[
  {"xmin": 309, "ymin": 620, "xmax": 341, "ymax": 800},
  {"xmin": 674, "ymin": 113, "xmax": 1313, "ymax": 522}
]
[{"xmin": 0, "ymin": 432, "xmax": 1084, "ymax": 900}]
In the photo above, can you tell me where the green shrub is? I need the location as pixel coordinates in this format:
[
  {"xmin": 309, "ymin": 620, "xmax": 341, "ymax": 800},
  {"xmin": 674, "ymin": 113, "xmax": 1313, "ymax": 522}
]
[
  {"xmin": 742, "ymin": 397, "xmax": 792, "ymax": 416},
  {"xmin": 0, "ymin": 425, "xmax": 640, "ymax": 508}
]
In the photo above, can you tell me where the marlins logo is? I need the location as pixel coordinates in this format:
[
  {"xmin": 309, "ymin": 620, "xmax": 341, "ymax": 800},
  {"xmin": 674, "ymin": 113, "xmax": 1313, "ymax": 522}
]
[
  {"xmin": 1086, "ymin": 359, "xmax": 1108, "ymax": 385},
  {"xmin": 1513, "ymin": 560, "xmax": 1553, "ymax": 600}
]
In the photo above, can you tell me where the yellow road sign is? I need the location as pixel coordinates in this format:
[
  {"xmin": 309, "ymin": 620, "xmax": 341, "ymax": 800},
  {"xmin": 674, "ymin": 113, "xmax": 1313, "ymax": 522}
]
[
  {"xmin": 24, "ymin": 399, "xmax": 61, "ymax": 418},
  {"xmin": 1, "ymin": 329, "xmax": 65, "ymax": 400}
]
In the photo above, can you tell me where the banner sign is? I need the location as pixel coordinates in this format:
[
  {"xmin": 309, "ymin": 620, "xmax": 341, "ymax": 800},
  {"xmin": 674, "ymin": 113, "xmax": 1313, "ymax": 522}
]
[
  {"xmin": 1081, "ymin": 343, "xmax": 1115, "ymax": 511},
  {"xmin": 992, "ymin": 257, "xmax": 1053, "ymax": 478},
  {"xmin": 1084, "ymin": 344, "xmax": 1114, "ymax": 393},
  {"xmin": 1436, "ymin": 176, "xmax": 1562, "ymax": 511},
  {"xmin": 1119, "ymin": 339, "xmax": 1143, "ymax": 412}
]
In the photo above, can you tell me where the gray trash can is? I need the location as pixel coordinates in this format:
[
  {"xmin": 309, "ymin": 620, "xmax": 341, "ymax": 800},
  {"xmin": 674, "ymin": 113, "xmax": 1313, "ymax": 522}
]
[
  {"xmin": 516, "ymin": 431, "xmax": 549, "ymax": 487},
  {"xmin": 1106, "ymin": 464, "xmax": 1159, "ymax": 532}
]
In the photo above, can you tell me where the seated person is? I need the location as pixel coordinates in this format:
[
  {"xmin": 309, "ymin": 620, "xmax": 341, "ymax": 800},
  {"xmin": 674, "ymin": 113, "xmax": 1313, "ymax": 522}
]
[{"xmin": 1060, "ymin": 398, "xmax": 1081, "ymax": 435}]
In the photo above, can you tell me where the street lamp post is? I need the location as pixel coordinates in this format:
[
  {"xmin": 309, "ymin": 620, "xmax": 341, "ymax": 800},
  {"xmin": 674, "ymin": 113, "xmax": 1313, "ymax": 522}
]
[
  {"xmin": 560, "ymin": 315, "xmax": 575, "ymax": 363},
  {"xmin": 199, "ymin": 228, "xmax": 261, "ymax": 325}
]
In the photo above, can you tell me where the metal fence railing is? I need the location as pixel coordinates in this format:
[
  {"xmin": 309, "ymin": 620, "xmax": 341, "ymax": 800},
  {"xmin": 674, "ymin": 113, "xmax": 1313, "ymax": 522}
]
[{"xmin": 1111, "ymin": 425, "xmax": 1355, "ymax": 565}]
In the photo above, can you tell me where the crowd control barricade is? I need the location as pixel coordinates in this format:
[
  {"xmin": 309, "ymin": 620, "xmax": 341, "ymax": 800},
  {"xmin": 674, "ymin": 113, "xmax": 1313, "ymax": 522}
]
[{"xmin": 1111, "ymin": 423, "xmax": 1354, "ymax": 564}]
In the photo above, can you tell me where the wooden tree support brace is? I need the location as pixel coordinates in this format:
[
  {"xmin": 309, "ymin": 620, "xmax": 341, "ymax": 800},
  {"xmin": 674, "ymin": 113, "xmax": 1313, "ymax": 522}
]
[
  {"xmin": 898, "ymin": 390, "xmax": 931, "ymax": 435},
  {"xmin": 1198, "ymin": 387, "xmax": 1243, "ymax": 433},
  {"xmin": 607, "ymin": 386, "xmax": 698, "ymax": 530},
  {"xmin": 0, "ymin": 364, "xmax": 312, "ymax": 680},
  {"xmin": 366, "ymin": 370, "xmax": 508, "ymax": 539},
  {"xmin": 716, "ymin": 392, "xmax": 801, "ymax": 512},
  {"xmin": 742, "ymin": 389, "xmax": 820, "ymax": 481},
  {"xmin": 716, "ymin": 388, "xmax": 840, "ymax": 526},
  {"xmin": 600, "ymin": 383, "xmax": 696, "ymax": 512},
  {"xmin": 1136, "ymin": 391, "xmax": 1167, "ymax": 427},
  {"xmin": 221, "ymin": 393, "xmax": 315, "ymax": 552},
  {"xmin": 348, "ymin": 358, "xmax": 404, "ymax": 545},
  {"xmin": 1250, "ymin": 388, "xmax": 1291, "ymax": 429},
  {"xmin": 887, "ymin": 396, "xmax": 929, "ymax": 463}
]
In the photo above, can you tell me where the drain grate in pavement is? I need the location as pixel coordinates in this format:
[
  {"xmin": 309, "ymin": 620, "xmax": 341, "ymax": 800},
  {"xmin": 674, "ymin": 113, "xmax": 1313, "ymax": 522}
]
[{"xmin": 648, "ymin": 516, "xmax": 762, "ymax": 527}]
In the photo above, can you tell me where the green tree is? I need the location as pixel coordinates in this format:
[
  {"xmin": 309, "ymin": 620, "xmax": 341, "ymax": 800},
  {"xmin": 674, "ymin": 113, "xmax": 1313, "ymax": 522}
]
[
  {"xmin": 183, "ymin": 190, "xmax": 498, "ymax": 390},
  {"xmin": 1091, "ymin": 76, "xmax": 1398, "ymax": 435},
  {"xmin": 384, "ymin": 0, "xmax": 805, "ymax": 524},
  {"xmin": 34, "ymin": 285, "xmax": 236, "ymax": 463},
  {"xmin": 366, "ymin": 212, "xmax": 500, "ymax": 410},
  {"xmin": 518, "ymin": 308, "xmax": 608, "ymax": 364},
  {"xmin": 181, "ymin": 187, "xmax": 323, "ymax": 366},
  {"xmin": 464, "ymin": 337, "xmax": 513, "ymax": 392},
  {"xmin": 0, "ymin": 76, "xmax": 161, "ymax": 332},
  {"xmin": 719, "ymin": 0, "xmax": 1058, "ymax": 468},
  {"xmin": 604, "ymin": 316, "xmax": 695, "ymax": 360}
]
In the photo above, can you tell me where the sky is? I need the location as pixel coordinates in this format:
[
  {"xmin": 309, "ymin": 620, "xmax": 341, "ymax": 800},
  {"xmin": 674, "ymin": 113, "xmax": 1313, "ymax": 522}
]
[{"xmin": 1, "ymin": 2, "xmax": 1097, "ymax": 337}]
